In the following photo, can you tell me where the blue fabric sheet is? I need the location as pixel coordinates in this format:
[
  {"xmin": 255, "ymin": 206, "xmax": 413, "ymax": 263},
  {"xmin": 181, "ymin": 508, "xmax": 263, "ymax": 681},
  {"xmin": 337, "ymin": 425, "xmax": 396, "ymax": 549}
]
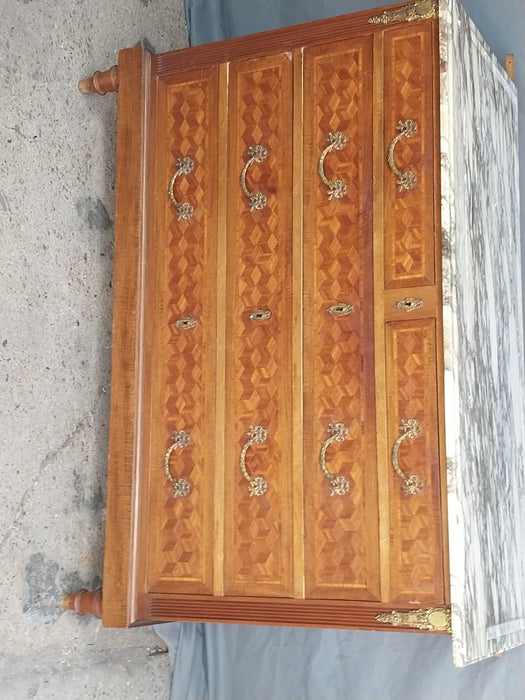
[
  {"xmin": 157, "ymin": 621, "xmax": 525, "ymax": 700},
  {"xmin": 184, "ymin": 0, "xmax": 392, "ymax": 43},
  {"xmin": 156, "ymin": 2, "xmax": 525, "ymax": 698}
]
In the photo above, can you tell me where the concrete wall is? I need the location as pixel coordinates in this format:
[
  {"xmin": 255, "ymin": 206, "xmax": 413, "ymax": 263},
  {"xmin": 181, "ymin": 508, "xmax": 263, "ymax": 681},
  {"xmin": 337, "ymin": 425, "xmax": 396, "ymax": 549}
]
[{"xmin": 0, "ymin": 1, "xmax": 187, "ymax": 697}]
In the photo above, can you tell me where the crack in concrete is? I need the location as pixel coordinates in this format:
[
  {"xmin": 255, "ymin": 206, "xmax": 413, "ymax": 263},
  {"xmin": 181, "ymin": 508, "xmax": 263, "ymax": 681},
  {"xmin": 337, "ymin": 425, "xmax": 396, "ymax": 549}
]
[
  {"xmin": 0, "ymin": 387, "xmax": 108, "ymax": 553},
  {"xmin": 0, "ymin": 188, "xmax": 11, "ymax": 214}
]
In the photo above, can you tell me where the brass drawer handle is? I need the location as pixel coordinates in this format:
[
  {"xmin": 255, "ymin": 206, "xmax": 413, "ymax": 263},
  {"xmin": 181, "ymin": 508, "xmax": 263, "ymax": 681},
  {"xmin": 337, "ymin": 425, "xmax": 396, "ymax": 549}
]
[
  {"xmin": 387, "ymin": 119, "xmax": 418, "ymax": 192},
  {"xmin": 240, "ymin": 145, "xmax": 268, "ymax": 211},
  {"xmin": 239, "ymin": 425, "xmax": 268, "ymax": 497},
  {"xmin": 391, "ymin": 419, "xmax": 424, "ymax": 495},
  {"xmin": 327, "ymin": 302, "xmax": 354, "ymax": 317},
  {"xmin": 318, "ymin": 132, "xmax": 347, "ymax": 200},
  {"xmin": 319, "ymin": 422, "xmax": 350, "ymax": 496},
  {"xmin": 164, "ymin": 429, "xmax": 191, "ymax": 498},
  {"xmin": 168, "ymin": 156, "xmax": 194, "ymax": 221}
]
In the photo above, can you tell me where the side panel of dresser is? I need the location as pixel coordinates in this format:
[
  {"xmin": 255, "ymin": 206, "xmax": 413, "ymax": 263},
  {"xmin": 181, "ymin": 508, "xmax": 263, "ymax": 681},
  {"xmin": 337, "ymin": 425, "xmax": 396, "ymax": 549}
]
[{"xmin": 101, "ymin": 47, "xmax": 152, "ymax": 626}]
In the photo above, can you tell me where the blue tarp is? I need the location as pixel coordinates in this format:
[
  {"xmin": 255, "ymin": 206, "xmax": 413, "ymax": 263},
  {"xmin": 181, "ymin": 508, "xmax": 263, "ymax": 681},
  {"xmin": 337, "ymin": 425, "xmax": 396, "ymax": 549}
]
[{"xmin": 157, "ymin": 621, "xmax": 525, "ymax": 700}]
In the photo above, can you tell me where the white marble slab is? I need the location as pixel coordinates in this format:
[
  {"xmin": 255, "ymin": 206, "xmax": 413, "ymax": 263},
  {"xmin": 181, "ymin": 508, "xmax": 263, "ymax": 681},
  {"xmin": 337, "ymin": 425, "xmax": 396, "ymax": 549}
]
[{"xmin": 440, "ymin": 0, "xmax": 525, "ymax": 667}]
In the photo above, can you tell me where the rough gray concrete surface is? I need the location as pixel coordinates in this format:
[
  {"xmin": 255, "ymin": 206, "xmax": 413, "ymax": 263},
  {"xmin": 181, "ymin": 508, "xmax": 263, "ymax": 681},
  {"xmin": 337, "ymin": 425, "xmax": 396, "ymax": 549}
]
[{"xmin": 0, "ymin": 1, "xmax": 188, "ymax": 697}]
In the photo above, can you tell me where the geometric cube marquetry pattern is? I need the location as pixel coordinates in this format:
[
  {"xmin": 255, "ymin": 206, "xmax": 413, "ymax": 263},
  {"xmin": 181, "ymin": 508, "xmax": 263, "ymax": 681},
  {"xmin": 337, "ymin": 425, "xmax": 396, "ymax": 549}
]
[
  {"xmin": 224, "ymin": 56, "xmax": 294, "ymax": 596},
  {"xmin": 383, "ymin": 25, "xmax": 435, "ymax": 289},
  {"xmin": 385, "ymin": 319, "xmax": 444, "ymax": 604},
  {"xmin": 149, "ymin": 75, "xmax": 217, "ymax": 593},
  {"xmin": 302, "ymin": 39, "xmax": 380, "ymax": 600}
]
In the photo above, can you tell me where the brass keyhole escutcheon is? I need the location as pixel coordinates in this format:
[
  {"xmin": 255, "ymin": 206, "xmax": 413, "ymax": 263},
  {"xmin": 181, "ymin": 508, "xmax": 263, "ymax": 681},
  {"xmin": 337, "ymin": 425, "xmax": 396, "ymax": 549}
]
[
  {"xmin": 174, "ymin": 317, "xmax": 198, "ymax": 330},
  {"xmin": 327, "ymin": 302, "xmax": 354, "ymax": 317},
  {"xmin": 249, "ymin": 309, "xmax": 272, "ymax": 322},
  {"xmin": 394, "ymin": 297, "xmax": 423, "ymax": 313}
]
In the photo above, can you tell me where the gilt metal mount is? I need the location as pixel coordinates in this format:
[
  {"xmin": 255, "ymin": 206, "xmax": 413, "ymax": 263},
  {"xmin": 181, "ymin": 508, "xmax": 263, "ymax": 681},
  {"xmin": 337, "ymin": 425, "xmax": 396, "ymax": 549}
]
[
  {"xmin": 376, "ymin": 607, "xmax": 452, "ymax": 632},
  {"xmin": 368, "ymin": 0, "xmax": 438, "ymax": 25}
]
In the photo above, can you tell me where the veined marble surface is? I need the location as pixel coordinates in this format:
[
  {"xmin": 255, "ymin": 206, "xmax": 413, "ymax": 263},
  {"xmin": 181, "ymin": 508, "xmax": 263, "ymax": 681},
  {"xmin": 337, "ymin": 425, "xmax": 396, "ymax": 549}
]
[{"xmin": 440, "ymin": 0, "xmax": 525, "ymax": 666}]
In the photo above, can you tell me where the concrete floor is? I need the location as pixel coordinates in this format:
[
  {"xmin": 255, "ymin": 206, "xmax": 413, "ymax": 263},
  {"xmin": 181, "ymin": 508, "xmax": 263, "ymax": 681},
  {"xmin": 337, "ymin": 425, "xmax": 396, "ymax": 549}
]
[{"xmin": 0, "ymin": 1, "xmax": 188, "ymax": 697}]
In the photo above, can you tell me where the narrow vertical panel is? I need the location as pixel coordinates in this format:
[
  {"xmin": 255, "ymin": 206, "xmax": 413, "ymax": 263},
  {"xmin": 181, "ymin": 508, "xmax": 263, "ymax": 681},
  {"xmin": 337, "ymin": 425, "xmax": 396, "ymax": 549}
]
[
  {"xmin": 224, "ymin": 54, "xmax": 294, "ymax": 597},
  {"xmin": 371, "ymin": 30, "xmax": 392, "ymax": 604},
  {"xmin": 212, "ymin": 63, "xmax": 230, "ymax": 597},
  {"xmin": 383, "ymin": 23, "xmax": 435, "ymax": 289},
  {"xmin": 141, "ymin": 68, "xmax": 219, "ymax": 594},
  {"xmin": 385, "ymin": 318, "xmax": 444, "ymax": 604},
  {"xmin": 292, "ymin": 49, "xmax": 305, "ymax": 599},
  {"xmin": 303, "ymin": 36, "xmax": 380, "ymax": 600},
  {"xmin": 103, "ymin": 47, "xmax": 151, "ymax": 627}
]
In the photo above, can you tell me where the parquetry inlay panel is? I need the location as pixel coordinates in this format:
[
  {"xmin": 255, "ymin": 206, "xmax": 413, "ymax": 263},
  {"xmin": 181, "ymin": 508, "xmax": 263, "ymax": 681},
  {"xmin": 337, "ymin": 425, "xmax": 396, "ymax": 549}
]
[
  {"xmin": 224, "ymin": 56, "xmax": 294, "ymax": 596},
  {"xmin": 385, "ymin": 319, "xmax": 444, "ymax": 604},
  {"xmin": 147, "ymin": 73, "xmax": 218, "ymax": 593},
  {"xmin": 303, "ymin": 39, "xmax": 380, "ymax": 600},
  {"xmin": 384, "ymin": 25, "xmax": 435, "ymax": 289}
]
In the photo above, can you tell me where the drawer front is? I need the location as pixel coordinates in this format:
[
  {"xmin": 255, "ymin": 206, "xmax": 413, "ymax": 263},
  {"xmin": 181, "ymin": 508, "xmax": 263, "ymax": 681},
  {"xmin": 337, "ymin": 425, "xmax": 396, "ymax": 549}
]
[
  {"xmin": 383, "ymin": 23, "xmax": 436, "ymax": 289},
  {"xmin": 302, "ymin": 37, "xmax": 380, "ymax": 600},
  {"xmin": 142, "ymin": 69, "xmax": 220, "ymax": 594},
  {"xmin": 223, "ymin": 54, "xmax": 295, "ymax": 597},
  {"xmin": 385, "ymin": 318, "xmax": 444, "ymax": 604}
]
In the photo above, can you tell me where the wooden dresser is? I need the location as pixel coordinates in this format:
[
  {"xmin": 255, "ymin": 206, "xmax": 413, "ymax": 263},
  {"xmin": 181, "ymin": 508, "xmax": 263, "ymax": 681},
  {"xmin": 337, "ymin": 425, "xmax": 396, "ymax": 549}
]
[{"xmin": 64, "ymin": 0, "xmax": 525, "ymax": 666}]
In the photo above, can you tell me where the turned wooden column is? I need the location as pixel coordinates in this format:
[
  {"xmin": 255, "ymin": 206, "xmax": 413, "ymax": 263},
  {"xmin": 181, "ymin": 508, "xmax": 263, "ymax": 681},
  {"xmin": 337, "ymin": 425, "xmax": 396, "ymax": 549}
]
[
  {"xmin": 78, "ymin": 66, "xmax": 119, "ymax": 94},
  {"xmin": 61, "ymin": 588, "xmax": 103, "ymax": 618}
]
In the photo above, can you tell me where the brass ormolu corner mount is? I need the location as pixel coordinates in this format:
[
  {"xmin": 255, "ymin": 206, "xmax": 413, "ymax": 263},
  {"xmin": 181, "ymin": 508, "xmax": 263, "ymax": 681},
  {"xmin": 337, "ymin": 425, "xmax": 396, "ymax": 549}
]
[
  {"xmin": 368, "ymin": 0, "xmax": 439, "ymax": 25},
  {"xmin": 376, "ymin": 607, "xmax": 452, "ymax": 632}
]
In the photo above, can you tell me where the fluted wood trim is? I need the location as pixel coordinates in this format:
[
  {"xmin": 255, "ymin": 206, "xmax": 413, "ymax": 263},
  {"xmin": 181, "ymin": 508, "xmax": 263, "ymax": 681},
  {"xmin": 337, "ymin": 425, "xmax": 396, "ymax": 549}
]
[{"xmin": 138, "ymin": 594, "xmax": 450, "ymax": 634}]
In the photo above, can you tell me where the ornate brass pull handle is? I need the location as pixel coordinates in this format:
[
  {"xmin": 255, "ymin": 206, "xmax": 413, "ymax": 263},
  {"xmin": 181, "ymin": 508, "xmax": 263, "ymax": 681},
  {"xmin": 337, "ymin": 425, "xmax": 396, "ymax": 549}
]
[
  {"xmin": 318, "ymin": 132, "xmax": 347, "ymax": 200},
  {"xmin": 164, "ymin": 429, "xmax": 191, "ymax": 498},
  {"xmin": 168, "ymin": 156, "xmax": 194, "ymax": 221},
  {"xmin": 387, "ymin": 119, "xmax": 418, "ymax": 191},
  {"xmin": 391, "ymin": 419, "xmax": 424, "ymax": 495},
  {"xmin": 319, "ymin": 422, "xmax": 350, "ymax": 496},
  {"xmin": 239, "ymin": 425, "xmax": 268, "ymax": 497},
  {"xmin": 240, "ymin": 145, "xmax": 268, "ymax": 211}
]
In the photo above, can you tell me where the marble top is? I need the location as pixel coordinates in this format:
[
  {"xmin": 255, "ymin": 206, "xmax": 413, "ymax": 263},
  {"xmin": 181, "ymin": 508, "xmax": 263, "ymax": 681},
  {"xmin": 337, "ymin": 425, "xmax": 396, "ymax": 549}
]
[{"xmin": 440, "ymin": 0, "xmax": 525, "ymax": 666}]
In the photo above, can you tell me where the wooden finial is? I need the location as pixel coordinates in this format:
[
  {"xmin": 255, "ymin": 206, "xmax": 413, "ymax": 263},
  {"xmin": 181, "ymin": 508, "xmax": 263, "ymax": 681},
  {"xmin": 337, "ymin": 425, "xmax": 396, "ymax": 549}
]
[
  {"xmin": 78, "ymin": 66, "xmax": 119, "ymax": 95},
  {"xmin": 61, "ymin": 588, "xmax": 103, "ymax": 618}
]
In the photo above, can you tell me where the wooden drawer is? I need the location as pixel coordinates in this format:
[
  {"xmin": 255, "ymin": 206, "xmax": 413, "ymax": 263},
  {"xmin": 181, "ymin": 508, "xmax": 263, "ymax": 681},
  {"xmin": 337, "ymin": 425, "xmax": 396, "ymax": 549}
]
[
  {"xmin": 383, "ymin": 22, "xmax": 437, "ymax": 290},
  {"xmin": 224, "ymin": 54, "xmax": 295, "ymax": 597},
  {"xmin": 140, "ymin": 67, "xmax": 221, "ymax": 595},
  {"xmin": 302, "ymin": 35, "xmax": 380, "ymax": 600}
]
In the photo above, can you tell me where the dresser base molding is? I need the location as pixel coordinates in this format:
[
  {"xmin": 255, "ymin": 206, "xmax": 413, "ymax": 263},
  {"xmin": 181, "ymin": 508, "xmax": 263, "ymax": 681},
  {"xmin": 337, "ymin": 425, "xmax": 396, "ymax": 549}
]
[
  {"xmin": 61, "ymin": 588, "xmax": 450, "ymax": 634},
  {"xmin": 138, "ymin": 595, "xmax": 451, "ymax": 634}
]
